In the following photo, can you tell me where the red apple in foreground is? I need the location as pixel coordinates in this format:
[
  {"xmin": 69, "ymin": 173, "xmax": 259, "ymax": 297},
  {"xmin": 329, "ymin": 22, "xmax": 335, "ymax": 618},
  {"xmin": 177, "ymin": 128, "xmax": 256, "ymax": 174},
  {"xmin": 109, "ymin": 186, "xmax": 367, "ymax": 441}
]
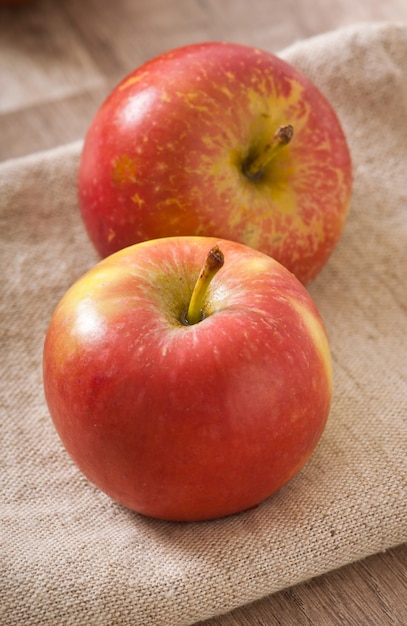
[
  {"xmin": 43, "ymin": 237, "xmax": 332, "ymax": 522},
  {"xmin": 78, "ymin": 41, "xmax": 352, "ymax": 285}
]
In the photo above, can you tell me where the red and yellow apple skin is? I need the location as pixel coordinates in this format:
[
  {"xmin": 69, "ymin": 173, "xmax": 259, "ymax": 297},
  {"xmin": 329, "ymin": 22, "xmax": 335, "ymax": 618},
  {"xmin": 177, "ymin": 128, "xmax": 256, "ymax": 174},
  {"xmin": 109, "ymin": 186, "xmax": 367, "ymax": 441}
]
[
  {"xmin": 43, "ymin": 237, "xmax": 332, "ymax": 522},
  {"xmin": 78, "ymin": 42, "xmax": 352, "ymax": 285}
]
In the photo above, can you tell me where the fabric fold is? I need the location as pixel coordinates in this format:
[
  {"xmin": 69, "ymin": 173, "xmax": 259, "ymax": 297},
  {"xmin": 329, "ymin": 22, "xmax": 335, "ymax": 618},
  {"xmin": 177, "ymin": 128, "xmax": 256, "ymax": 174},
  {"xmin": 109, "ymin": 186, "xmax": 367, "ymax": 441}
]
[{"xmin": 1, "ymin": 21, "xmax": 407, "ymax": 626}]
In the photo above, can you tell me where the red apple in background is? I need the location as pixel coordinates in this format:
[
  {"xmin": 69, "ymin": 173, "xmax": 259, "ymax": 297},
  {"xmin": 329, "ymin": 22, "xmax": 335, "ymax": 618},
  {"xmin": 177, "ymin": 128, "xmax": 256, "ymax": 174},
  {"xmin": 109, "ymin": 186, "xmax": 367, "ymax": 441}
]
[
  {"xmin": 78, "ymin": 42, "xmax": 352, "ymax": 285},
  {"xmin": 43, "ymin": 236, "xmax": 332, "ymax": 522}
]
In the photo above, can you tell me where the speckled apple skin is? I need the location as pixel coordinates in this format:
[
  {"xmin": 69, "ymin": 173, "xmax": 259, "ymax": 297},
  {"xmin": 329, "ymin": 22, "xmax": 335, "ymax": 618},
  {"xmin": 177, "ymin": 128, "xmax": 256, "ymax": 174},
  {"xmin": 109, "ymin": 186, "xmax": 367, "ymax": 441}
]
[
  {"xmin": 43, "ymin": 237, "xmax": 332, "ymax": 522},
  {"xmin": 78, "ymin": 42, "xmax": 352, "ymax": 285}
]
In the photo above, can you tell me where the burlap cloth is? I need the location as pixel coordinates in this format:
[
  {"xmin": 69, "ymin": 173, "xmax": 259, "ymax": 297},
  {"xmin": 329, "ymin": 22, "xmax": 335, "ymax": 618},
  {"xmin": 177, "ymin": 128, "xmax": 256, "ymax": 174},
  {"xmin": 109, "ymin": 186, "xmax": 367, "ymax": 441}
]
[{"xmin": 1, "ymin": 21, "xmax": 407, "ymax": 626}]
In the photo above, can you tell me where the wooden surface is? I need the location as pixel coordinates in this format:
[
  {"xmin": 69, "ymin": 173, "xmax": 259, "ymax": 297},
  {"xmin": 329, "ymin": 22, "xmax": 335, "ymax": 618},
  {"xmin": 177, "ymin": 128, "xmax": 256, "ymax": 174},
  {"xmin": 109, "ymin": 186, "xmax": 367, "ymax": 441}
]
[{"xmin": 1, "ymin": 1, "xmax": 406, "ymax": 624}]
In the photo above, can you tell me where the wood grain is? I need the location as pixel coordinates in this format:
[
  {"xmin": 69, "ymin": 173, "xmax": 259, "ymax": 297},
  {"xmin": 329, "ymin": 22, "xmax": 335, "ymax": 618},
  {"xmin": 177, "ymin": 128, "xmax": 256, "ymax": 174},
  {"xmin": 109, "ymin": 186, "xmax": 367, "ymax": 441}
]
[
  {"xmin": 1, "ymin": 1, "xmax": 406, "ymax": 624},
  {"xmin": 197, "ymin": 545, "xmax": 407, "ymax": 625},
  {"xmin": 1, "ymin": 0, "xmax": 407, "ymax": 160}
]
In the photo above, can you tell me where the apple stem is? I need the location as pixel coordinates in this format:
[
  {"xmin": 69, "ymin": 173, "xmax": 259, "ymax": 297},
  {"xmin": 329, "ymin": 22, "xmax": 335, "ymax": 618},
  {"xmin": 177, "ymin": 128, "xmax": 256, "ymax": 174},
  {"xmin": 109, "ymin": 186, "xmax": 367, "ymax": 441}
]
[
  {"xmin": 243, "ymin": 124, "xmax": 294, "ymax": 180},
  {"xmin": 185, "ymin": 245, "xmax": 224, "ymax": 325}
]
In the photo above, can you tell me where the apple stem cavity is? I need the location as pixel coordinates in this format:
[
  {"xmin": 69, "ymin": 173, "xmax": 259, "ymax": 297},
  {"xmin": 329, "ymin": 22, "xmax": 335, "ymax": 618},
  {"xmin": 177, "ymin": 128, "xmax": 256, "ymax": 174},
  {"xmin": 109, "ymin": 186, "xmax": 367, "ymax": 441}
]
[
  {"xmin": 184, "ymin": 245, "xmax": 224, "ymax": 325},
  {"xmin": 243, "ymin": 124, "xmax": 294, "ymax": 181}
]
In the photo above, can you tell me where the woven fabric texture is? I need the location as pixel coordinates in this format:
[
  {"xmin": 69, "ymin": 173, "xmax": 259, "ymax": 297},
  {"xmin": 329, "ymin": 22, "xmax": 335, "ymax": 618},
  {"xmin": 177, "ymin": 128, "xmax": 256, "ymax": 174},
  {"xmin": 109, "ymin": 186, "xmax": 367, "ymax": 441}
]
[{"xmin": 1, "ymin": 21, "xmax": 407, "ymax": 626}]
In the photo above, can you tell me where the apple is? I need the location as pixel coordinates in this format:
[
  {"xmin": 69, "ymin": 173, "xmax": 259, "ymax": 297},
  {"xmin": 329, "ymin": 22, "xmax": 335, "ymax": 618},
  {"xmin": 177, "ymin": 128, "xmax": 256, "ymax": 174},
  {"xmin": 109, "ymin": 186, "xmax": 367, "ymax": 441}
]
[
  {"xmin": 43, "ymin": 236, "xmax": 332, "ymax": 522},
  {"xmin": 78, "ymin": 41, "xmax": 352, "ymax": 285}
]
